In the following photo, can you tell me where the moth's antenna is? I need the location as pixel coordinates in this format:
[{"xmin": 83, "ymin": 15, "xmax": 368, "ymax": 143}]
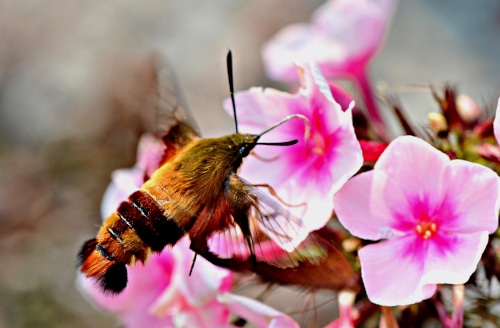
[
  {"xmin": 259, "ymin": 114, "xmax": 310, "ymax": 140},
  {"xmin": 254, "ymin": 114, "xmax": 309, "ymax": 147},
  {"xmin": 257, "ymin": 139, "xmax": 298, "ymax": 146},
  {"xmin": 227, "ymin": 50, "xmax": 238, "ymax": 133}
]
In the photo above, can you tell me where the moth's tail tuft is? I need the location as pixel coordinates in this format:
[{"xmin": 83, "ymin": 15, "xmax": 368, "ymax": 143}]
[{"xmin": 78, "ymin": 238, "xmax": 128, "ymax": 294}]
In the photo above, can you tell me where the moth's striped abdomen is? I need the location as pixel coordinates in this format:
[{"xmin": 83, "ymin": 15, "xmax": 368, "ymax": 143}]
[{"xmin": 79, "ymin": 190, "xmax": 185, "ymax": 293}]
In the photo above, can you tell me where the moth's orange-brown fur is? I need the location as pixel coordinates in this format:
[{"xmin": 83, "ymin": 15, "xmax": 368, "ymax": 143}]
[{"xmin": 79, "ymin": 123, "xmax": 261, "ymax": 293}]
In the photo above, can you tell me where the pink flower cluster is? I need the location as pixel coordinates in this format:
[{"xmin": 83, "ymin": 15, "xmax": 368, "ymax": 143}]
[
  {"xmin": 262, "ymin": 0, "xmax": 397, "ymax": 82},
  {"xmin": 262, "ymin": 0, "xmax": 398, "ymax": 138}
]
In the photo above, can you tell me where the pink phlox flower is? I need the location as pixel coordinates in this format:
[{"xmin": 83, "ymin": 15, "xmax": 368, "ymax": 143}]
[
  {"xmin": 262, "ymin": 0, "xmax": 397, "ymax": 82},
  {"xmin": 223, "ymin": 62, "xmax": 363, "ymax": 251},
  {"xmin": 334, "ymin": 135, "xmax": 500, "ymax": 306}
]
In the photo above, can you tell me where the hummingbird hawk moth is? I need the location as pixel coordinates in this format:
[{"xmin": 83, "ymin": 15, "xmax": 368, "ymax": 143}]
[{"xmin": 78, "ymin": 51, "xmax": 323, "ymax": 294}]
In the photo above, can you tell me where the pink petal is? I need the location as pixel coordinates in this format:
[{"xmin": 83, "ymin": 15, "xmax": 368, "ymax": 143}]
[
  {"xmin": 323, "ymin": 291, "xmax": 356, "ymax": 328},
  {"xmin": 477, "ymin": 143, "xmax": 500, "ymax": 163},
  {"xmin": 225, "ymin": 87, "xmax": 309, "ymax": 141},
  {"xmin": 494, "ymin": 97, "xmax": 500, "ymax": 145},
  {"xmin": 421, "ymin": 231, "xmax": 490, "ymax": 285},
  {"xmin": 149, "ymin": 238, "xmax": 233, "ymax": 318},
  {"xmin": 312, "ymin": 0, "xmax": 397, "ymax": 60},
  {"xmin": 358, "ymin": 237, "xmax": 437, "ymax": 306},
  {"xmin": 262, "ymin": 24, "xmax": 346, "ymax": 82},
  {"xmin": 172, "ymin": 300, "xmax": 232, "ymax": 327},
  {"xmin": 375, "ymin": 136, "xmax": 449, "ymax": 210},
  {"xmin": 334, "ymin": 170, "xmax": 411, "ymax": 240},
  {"xmin": 334, "ymin": 172, "xmax": 383, "ymax": 240},
  {"xmin": 135, "ymin": 133, "xmax": 167, "ymax": 178},
  {"xmin": 100, "ymin": 167, "xmax": 143, "ymax": 218},
  {"xmin": 440, "ymin": 160, "xmax": 500, "ymax": 233},
  {"xmin": 327, "ymin": 113, "xmax": 363, "ymax": 190},
  {"xmin": 328, "ymin": 82, "xmax": 356, "ymax": 111},
  {"xmin": 217, "ymin": 293, "xmax": 300, "ymax": 328}
]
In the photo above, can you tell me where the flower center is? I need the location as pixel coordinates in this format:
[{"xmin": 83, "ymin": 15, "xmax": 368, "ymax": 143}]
[
  {"xmin": 415, "ymin": 222, "xmax": 438, "ymax": 239},
  {"xmin": 312, "ymin": 132, "xmax": 326, "ymax": 155}
]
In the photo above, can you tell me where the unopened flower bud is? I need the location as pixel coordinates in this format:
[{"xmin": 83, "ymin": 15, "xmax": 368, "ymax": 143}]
[
  {"xmin": 428, "ymin": 112, "xmax": 448, "ymax": 133},
  {"xmin": 456, "ymin": 94, "xmax": 480, "ymax": 123}
]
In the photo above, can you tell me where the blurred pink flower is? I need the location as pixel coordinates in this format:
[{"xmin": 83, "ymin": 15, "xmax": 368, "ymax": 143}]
[
  {"xmin": 262, "ymin": 0, "xmax": 397, "ymax": 139},
  {"xmin": 493, "ymin": 97, "xmax": 500, "ymax": 143},
  {"xmin": 478, "ymin": 97, "xmax": 500, "ymax": 163},
  {"xmin": 334, "ymin": 136, "xmax": 500, "ymax": 306},
  {"xmin": 224, "ymin": 62, "xmax": 363, "ymax": 250},
  {"xmin": 323, "ymin": 291, "xmax": 356, "ymax": 328},
  {"xmin": 78, "ymin": 248, "xmax": 174, "ymax": 327},
  {"xmin": 100, "ymin": 133, "xmax": 165, "ymax": 218},
  {"xmin": 79, "ymin": 133, "xmax": 300, "ymax": 327},
  {"xmin": 78, "ymin": 238, "xmax": 234, "ymax": 327},
  {"xmin": 218, "ymin": 293, "xmax": 300, "ymax": 328},
  {"xmin": 262, "ymin": 0, "xmax": 397, "ymax": 82},
  {"xmin": 147, "ymin": 238, "xmax": 234, "ymax": 327}
]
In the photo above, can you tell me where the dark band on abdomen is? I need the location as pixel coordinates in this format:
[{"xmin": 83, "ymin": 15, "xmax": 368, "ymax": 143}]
[
  {"xmin": 115, "ymin": 190, "xmax": 185, "ymax": 252},
  {"xmin": 97, "ymin": 244, "xmax": 116, "ymax": 262}
]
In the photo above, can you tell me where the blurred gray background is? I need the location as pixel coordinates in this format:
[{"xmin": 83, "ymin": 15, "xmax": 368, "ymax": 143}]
[{"xmin": 0, "ymin": 1, "xmax": 499, "ymax": 327}]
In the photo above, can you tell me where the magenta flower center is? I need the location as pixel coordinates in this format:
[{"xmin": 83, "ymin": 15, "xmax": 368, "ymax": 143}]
[{"xmin": 415, "ymin": 221, "xmax": 438, "ymax": 240}]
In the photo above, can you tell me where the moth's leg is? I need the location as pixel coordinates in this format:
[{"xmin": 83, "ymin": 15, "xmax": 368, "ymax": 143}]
[
  {"xmin": 189, "ymin": 243, "xmax": 253, "ymax": 273},
  {"xmin": 225, "ymin": 174, "xmax": 257, "ymax": 268},
  {"xmin": 233, "ymin": 211, "xmax": 257, "ymax": 267}
]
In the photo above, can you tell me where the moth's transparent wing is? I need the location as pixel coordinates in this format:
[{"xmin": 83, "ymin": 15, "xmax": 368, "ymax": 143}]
[
  {"xmin": 248, "ymin": 182, "xmax": 330, "ymax": 268},
  {"xmin": 207, "ymin": 226, "xmax": 252, "ymax": 259},
  {"xmin": 204, "ymin": 225, "xmax": 357, "ymax": 291},
  {"xmin": 151, "ymin": 52, "xmax": 201, "ymax": 138},
  {"xmin": 131, "ymin": 52, "xmax": 201, "ymax": 165},
  {"xmin": 245, "ymin": 182, "xmax": 309, "ymax": 252},
  {"xmin": 200, "ymin": 176, "xmax": 353, "ymax": 290},
  {"xmin": 207, "ymin": 176, "xmax": 326, "ymax": 269}
]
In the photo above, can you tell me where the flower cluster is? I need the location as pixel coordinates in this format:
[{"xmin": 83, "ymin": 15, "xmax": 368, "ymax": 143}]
[{"xmin": 78, "ymin": 0, "xmax": 500, "ymax": 326}]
